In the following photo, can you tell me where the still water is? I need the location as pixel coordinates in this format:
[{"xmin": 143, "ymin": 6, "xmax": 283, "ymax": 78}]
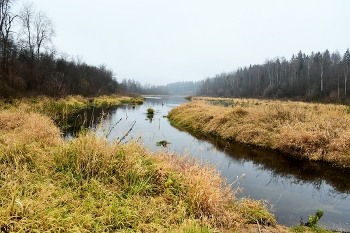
[{"xmin": 65, "ymin": 96, "xmax": 350, "ymax": 232}]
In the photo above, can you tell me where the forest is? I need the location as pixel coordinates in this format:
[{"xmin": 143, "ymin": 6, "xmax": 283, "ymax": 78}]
[
  {"xmin": 0, "ymin": 0, "xmax": 121, "ymax": 97},
  {"xmin": 196, "ymin": 49, "xmax": 350, "ymax": 103}
]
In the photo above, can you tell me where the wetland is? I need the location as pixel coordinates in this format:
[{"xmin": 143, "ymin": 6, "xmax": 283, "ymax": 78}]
[{"xmin": 65, "ymin": 95, "xmax": 350, "ymax": 232}]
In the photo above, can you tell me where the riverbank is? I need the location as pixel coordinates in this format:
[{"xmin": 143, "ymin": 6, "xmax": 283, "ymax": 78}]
[
  {"xmin": 168, "ymin": 97, "xmax": 350, "ymax": 168},
  {"xmin": 0, "ymin": 96, "xmax": 300, "ymax": 232},
  {"xmin": 0, "ymin": 95, "xmax": 144, "ymax": 130}
]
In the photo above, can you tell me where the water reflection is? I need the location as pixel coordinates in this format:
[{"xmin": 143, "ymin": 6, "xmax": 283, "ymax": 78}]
[{"xmin": 146, "ymin": 113, "xmax": 154, "ymax": 122}]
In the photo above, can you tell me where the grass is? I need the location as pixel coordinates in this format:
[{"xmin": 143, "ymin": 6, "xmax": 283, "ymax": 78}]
[
  {"xmin": 289, "ymin": 225, "xmax": 334, "ymax": 233},
  {"xmin": 167, "ymin": 97, "xmax": 350, "ymax": 168},
  {"xmin": 289, "ymin": 209, "xmax": 334, "ymax": 233},
  {"xmin": 147, "ymin": 107, "xmax": 155, "ymax": 114},
  {"xmin": 0, "ymin": 95, "xmax": 144, "ymax": 130},
  {"xmin": 0, "ymin": 97, "xmax": 284, "ymax": 232}
]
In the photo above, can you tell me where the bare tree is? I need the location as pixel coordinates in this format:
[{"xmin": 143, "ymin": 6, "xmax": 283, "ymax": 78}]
[
  {"xmin": 330, "ymin": 51, "xmax": 341, "ymax": 98},
  {"xmin": 314, "ymin": 51, "xmax": 330, "ymax": 94},
  {"xmin": 34, "ymin": 10, "xmax": 55, "ymax": 59},
  {"xmin": 318, "ymin": 52, "xmax": 324, "ymax": 93},
  {"xmin": 0, "ymin": 0, "xmax": 16, "ymax": 74},
  {"xmin": 19, "ymin": 2, "xmax": 55, "ymax": 61},
  {"xmin": 19, "ymin": 2, "xmax": 34, "ymax": 58}
]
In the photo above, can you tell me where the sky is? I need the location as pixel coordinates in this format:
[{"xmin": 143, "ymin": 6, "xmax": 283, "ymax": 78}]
[{"xmin": 18, "ymin": 0, "xmax": 350, "ymax": 86}]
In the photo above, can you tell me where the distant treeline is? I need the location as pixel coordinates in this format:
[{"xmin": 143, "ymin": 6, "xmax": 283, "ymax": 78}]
[
  {"xmin": 167, "ymin": 81, "xmax": 200, "ymax": 95},
  {"xmin": 0, "ymin": 0, "xmax": 119, "ymax": 98},
  {"xmin": 119, "ymin": 79, "xmax": 200, "ymax": 96},
  {"xmin": 122, "ymin": 49, "xmax": 350, "ymax": 102},
  {"xmin": 196, "ymin": 49, "xmax": 350, "ymax": 103}
]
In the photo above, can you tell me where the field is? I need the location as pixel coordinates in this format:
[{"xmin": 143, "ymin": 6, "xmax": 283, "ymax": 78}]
[{"xmin": 168, "ymin": 97, "xmax": 350, "ymax": 168}]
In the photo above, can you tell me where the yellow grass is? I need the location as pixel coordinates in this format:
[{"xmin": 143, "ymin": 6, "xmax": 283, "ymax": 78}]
[
  {"xmin": 0, "ymin": 109, "xmax": 62, "ymax": 169},
  {"xmin": 0, "ymin": 100, "xmax": 281, "ymax": 232},
  {"xmin": 0, "ymin": 95, "xmax": 143, "ymax": 113},
  {"xmin": 168, "ymin": 97, "xmax": 350, "ymax": 167},
  {"xmin": 0, "ymin": 95, "xmax": 144, "ymax": 132}
]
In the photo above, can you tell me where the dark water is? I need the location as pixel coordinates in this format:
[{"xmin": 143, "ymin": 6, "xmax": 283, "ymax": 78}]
[{"xmin": 65, "ymin": 96, "xmax": 350, "ymax": 232}]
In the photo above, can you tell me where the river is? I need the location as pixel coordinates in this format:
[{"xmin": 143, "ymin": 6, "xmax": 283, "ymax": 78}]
[{"xmin": 65, "ymin": 95, "xmax": 350, "ymax": 232}]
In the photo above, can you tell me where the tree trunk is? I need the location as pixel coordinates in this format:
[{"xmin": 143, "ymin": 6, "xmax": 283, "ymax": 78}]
[
  {"xmin": 319, "ymin": 56, "xmax": 324, "ymax": 93},
  {"xmin": 338, "ymin": 73, "xmax": 340, "ymax": 98},
  {"xmin": 345, "ymin": 65, "xmax": 348, "ymax": 96}
]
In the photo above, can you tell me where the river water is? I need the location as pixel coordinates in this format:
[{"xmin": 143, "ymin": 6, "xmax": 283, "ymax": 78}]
[{"xmin": 65, "ymin": 96, "xmax": 350, "ymax": 232}]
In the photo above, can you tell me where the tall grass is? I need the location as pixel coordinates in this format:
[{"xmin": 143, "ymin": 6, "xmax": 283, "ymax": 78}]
[
  {"xmin": 0, "ymin": 109, "xmax": 62, "ymax": 168},
  {"xmin": 0, "ymin": 95, "xmax": 144, "ymax": 130},
  {"xmin": 168, "ymin": 97, "xmax": 350, "ymax": 167},
  {"xmin": 0, "ymin": 102, "xmax": 278, "ymax": 232}
]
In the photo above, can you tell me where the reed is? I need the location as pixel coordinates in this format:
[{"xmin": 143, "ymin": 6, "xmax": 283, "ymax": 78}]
[{"xmin": 168, "ymin": 97, "xmax": 350, "ymax": 167}]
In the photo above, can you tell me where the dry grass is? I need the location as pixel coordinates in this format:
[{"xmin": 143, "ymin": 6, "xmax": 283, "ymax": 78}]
[
  {"xmin": 0, "ymin": 95, "xmax": 144, "ymax": 133},
  {"xmin": 0, "ymin": 103, "xmax": 280, "ymax": 232},
  {"xmin": 0, "ymin": 109, "xmax": 62, "ymax": 169},
  {"xmin": 168, "ymin": 97, "xmax": 350, "ymax": 167},
  {"xmin": 0, "ymin": 95, "xmax": 143, "ymax": 120}
]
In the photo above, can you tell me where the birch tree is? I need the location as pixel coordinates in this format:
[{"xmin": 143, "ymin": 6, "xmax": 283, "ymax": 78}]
[{"xmin": 343, "ymin": 49, "xmax": 350, "ymax": 96}]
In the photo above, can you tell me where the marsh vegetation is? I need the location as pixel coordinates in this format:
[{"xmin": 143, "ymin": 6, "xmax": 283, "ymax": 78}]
[{"xmin": 0, "ymin": 96, "xmax": 285, "ymax": 232}]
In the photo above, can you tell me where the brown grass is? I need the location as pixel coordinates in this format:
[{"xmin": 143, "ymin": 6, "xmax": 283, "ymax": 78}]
[
  {"xmin": 0, "ymin": 109, "xmax": 62, "ymax": 169},
  {"xmin": 168, "ymin": 97, "xmax": 350, "ymax": 167},
  {"xmin": 0, "ymin": 95, "xmax": 144, "ymax": 121}
]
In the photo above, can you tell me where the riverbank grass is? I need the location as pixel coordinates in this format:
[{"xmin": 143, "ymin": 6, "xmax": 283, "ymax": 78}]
[
  {"xmin": 0, "ymin": 100, "xmax": 280, "ymax": 232},
  {"xmin": 168, "ymin": 97, "xmax": 350, "ymax": 168},
  {"xmin": 0, "ymin": 95, "xmax": 144, "ymax": 130}
]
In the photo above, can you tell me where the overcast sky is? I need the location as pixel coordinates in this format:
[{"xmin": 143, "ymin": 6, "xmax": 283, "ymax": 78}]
[{"xmin": 23, "ymin": 0, "xmax": 350, "ymax": 85}]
